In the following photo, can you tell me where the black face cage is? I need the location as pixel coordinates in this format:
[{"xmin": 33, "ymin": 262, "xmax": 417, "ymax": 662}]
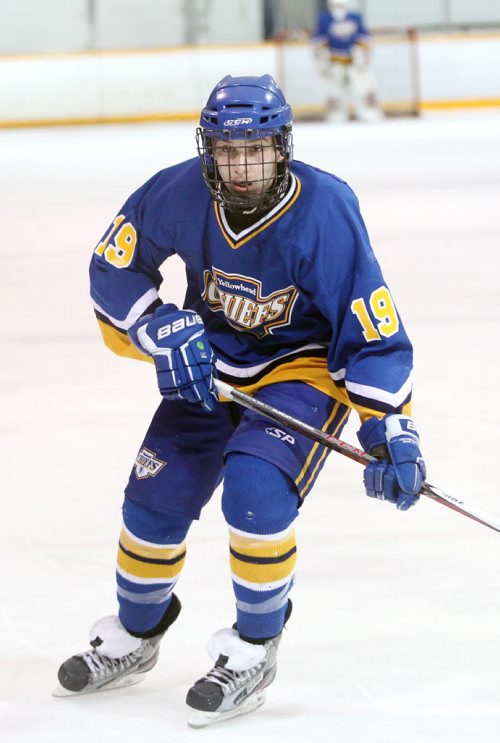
[{"xmin": 196, "ymin": 127, "xmax": 293, "ymax": 214}]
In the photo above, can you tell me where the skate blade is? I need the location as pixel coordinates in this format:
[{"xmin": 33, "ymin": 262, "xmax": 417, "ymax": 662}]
[
  {"xmin": 52, "ymin": 671, "xmax": 146, "ymax": 698},
  {"xmin": 187, "ymin": 691, "xmax": 266, "ymax": 728}
]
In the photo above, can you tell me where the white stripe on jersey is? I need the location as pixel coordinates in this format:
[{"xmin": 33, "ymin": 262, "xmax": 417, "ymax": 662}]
[
  {"xmin": 92, "ymin": 287, "xmax": 159, "ymax": 330},
  {"xmin": 215, "ymin": 342, "xmax": 327, "ymax": 379},
  {"xmin": 342, "ymin": 373, "xmax": 413, "ymax": 408}
]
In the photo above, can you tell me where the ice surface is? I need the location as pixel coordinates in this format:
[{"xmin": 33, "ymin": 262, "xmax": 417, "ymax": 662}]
[{"xmin": 1, "ymin": 109, "xmax": 499, "ymax": 742}]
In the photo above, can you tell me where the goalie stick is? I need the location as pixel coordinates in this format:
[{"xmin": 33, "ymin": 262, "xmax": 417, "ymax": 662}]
[{"xmin": 214, "ymin": 379, "xmax": 500, "ymax": 533}]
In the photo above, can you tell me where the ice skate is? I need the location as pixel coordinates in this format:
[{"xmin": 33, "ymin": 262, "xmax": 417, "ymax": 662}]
[
  {"xmin": 327, "ymin": 108, "xmax": 350, "ymax": 124},
  {"xmin": 326, "ymin": 92, "xmax": 350, "ymax": 124},
  {"xmin": 53, "ymin": 617, "xmax": 162, "ymax": 697},
  {"xmin": 53, "ymin": 595, "xmax": 180, "ymax": 697},
  {"xmin": 186, "ymin": 627, "xmax": 282, "ymax": 728},
  {"xmin": 355, "ymin": 102, "xmax": 383, "ymax": 123}
]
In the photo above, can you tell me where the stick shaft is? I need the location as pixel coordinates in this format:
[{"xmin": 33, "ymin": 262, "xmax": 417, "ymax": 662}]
[{"xmin": 215, "ymin": 379, "xmax": 500, "ymax": 533}]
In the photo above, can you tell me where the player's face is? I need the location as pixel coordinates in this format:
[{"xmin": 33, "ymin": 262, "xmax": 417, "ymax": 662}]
[
  {"xmin": 213, "ymin": 137, "xmax": 284, "ymax": 203},
  {"xmin": 329, "ymin": 0, "xmax": 348, "ymax": 16}
]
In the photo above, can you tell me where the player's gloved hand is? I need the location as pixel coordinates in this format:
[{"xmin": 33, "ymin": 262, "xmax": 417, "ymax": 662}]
[
  {"xmin": 128, "ymin": 303, "xmax": 217, "ymax": 412},
  {"xmin": 357, "ymin": 415, "xmax": 426, "ymax": 511}
]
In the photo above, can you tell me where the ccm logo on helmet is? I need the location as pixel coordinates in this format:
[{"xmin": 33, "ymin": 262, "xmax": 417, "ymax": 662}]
[
  {"xmin": 157, "ymin": 314, "xmax": 201, "ymax": 340},
  {"xmin": 223, "ymin": 118, "xmax": 253, "ymax": 126}
]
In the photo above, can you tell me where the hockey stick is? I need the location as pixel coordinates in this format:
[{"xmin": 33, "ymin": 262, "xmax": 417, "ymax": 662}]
[{"xmin": 214, "ymin": 379, "xmax": 500, "ymax": 533}]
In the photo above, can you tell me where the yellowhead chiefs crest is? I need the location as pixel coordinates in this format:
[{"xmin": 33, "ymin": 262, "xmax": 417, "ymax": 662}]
[
  {"xmin": 134, "ymin": 448, "xmax": 166, "ymax": 479},
  {"xmin": 202, "ymin": 268, "xmax": 298, "ymax": 337}
]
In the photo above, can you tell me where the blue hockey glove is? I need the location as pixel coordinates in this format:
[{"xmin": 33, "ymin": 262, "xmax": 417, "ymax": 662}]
[
  {"xmin": 357, "ymin": 415, "xmax": 426, "ymax": 511},
  {"xmin": 128, "ymin": 303, "xmax": 217, "ymax": 412}
]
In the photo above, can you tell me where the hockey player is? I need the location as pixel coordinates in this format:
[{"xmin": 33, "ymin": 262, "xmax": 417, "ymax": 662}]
[
  {"xmin": 55, "ymin": 74, "xmax": 425, "ymax": 727},
  {"xmin": 313, "ymin": 0, "xmax": 382, "ymax": 122}
]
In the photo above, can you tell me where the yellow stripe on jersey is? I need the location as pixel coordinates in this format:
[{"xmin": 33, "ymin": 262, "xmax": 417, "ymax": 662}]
[
  {"xmin": 117, "ymin": 528, "xmax": 186, "ymax": 582},
  {"xmin": 226, "ymin": 355, "xmax": 335, "ymax": 397},
  {"xmin": 330, "ymin": 379, "xmax": 412, "ymax": 422},
  {"xmin": 97, "ymin": 318, "xmax": 152, "ymax": 362},
  {"xmin": 229, "ymin": 528, "xmax": 297, "ymax": 587},
  {"xmin": 225, "ymin": 355, "xmax": 411, "ymax": 422}
]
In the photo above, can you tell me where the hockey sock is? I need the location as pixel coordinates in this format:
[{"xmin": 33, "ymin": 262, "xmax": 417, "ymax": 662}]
[
  {"xmin": 116, "ymin": 497, "xmax": 191, "ymax": 635},
  {"xmin": 222, "ymin": 453, "xmax": 299, "ymax": 640}
]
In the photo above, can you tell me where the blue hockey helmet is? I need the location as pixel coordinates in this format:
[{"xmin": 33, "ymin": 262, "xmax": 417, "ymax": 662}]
[
  {"xmin": 199, "ymin": 74, "xmax": 293, "ymax": 134},
  {"xmin": 196, "ymin": 74, "xmax": 294, "ymax": 213}
]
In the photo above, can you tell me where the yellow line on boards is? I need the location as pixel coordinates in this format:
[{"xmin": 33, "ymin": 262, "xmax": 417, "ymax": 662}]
[
  {"xmin": 421, "ymin": 98, "xmax": 500, "ymax": 110},
  {"xmin": 1, "ymin": 99, "xmax": 500, "ymax": 129},
  {"xmin": 0, "ymin": 112, "xmax": 200, "ymax": 129},
  {"xmin": 0, "ymin": 40, "xmax": 276, "ymax": 62}
]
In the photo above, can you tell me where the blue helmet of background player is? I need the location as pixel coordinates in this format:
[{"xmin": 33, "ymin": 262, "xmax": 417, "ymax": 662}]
[{"xmin": 196, "ymin": 74, "xmax": 294, "ymax": 214}]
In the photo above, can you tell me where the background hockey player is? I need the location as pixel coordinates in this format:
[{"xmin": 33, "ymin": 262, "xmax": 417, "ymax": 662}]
[
  {"xmin": 313, "ymin": 0, "xmax": 382, "ymax": 122},
  {"xmin": 55, "ymin": 74, "xmax": 425, "ymax": 727}
]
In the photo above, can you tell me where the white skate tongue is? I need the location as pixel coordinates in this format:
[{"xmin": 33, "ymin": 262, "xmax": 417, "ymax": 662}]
[
  {"xmin": 206, "ymin": 628, "xmax": 266, "ymax": 672},
  {"xmin": 89, "ymin": 615, "xmax": 142, "ymax": 658}
]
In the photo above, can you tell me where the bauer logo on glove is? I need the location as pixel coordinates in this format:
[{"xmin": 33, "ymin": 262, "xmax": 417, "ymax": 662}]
[{"xmin": 157, "ymin": 314, "xmax": 202, "ymax": 340}]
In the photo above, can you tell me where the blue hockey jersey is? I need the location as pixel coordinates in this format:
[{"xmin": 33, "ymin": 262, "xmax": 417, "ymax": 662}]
[
  {"xmin": 314, "ymin": 11, "xmax": 370, "ymax": 62},
  {"xmin": 90, "ymin": 158, "xmax": 412, "ymax": 421}
]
